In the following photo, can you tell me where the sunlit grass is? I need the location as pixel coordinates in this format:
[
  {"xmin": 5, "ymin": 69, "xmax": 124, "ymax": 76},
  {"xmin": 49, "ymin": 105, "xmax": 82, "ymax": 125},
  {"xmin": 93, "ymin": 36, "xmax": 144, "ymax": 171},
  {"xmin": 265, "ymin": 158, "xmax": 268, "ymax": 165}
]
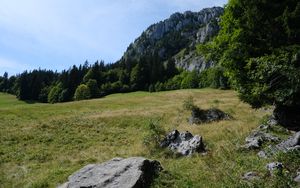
[{"xmin": 0, "ymin": 89, "xmax": 289, "ymax": 187}]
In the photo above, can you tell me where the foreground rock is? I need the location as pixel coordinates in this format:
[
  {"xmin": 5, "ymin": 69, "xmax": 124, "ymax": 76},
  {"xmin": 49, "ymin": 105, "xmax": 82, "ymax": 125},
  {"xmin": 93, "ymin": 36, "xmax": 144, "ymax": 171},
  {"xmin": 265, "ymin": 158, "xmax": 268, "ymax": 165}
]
[
  {"xmin": 258, "ymin": 131, "xmax": 300, "ymax": 158},
  {"xmin": 160, "ymin": 130, "xmax": 205, "ymax": 156},
  {"xmin": 189, "ymin": 107, "xmax": 231, "ymax": 124},
  {"xmin": 58, "ymin": 157, "xmax": 162, "ymax": 188}
]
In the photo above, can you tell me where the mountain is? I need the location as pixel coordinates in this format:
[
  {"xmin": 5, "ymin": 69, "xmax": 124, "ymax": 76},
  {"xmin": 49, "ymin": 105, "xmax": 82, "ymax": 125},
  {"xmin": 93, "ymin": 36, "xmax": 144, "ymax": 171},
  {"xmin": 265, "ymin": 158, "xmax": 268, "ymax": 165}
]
[{"xmin": 119, "ymin": 7, "xmax": 224, "ymax": 72}]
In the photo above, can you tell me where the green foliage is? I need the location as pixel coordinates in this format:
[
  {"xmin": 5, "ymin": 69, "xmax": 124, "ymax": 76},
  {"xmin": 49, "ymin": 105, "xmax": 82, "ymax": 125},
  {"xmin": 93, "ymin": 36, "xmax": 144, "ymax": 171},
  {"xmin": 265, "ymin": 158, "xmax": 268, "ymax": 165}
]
[
  {"xmin": 130, "ymin": 63, "xmax": 146, "ymax": 90},
  {"xmin": 86, "ymin": 79, "xmax": 100, "ymax": 98},
  {"xmin": 47, "ymin": 84, "xmax": 63, "ymax": 104},
  {"xmin": 182, "ymin": 96, "xmax": 197, "ymax": 111},
  {"xmin": 273, "ymin": 150, "xmax": 300, "ymax": 187},
  {"xmin": 143, "ymin": 119, "xmax": 166, "ymax": 153},
  {"xmin": 38, "ymin": 86, "xmax": 51, "ymax": 103},
  {"xmin": 180, "ymin": 71, "xmax": 199, "ymax": 89},
  {"xmin": 74, "ymin": 84, "xmax": 91, "ymax": 101},
  {"xmin": 204, "ymin": 0, "xmax": 300, "ymax": 108},
  {"xmin": 199, "ymin": 66, "xmax": 229, "ymax": 89},
  {"xmin": 154, "ymin": 82, "xmax": 165, "ymax": 92}
]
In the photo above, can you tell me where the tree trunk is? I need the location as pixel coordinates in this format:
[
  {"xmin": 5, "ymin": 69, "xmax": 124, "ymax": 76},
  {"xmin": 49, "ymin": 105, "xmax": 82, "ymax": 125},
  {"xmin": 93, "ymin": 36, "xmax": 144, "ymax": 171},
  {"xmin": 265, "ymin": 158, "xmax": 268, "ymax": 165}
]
[{"xmin": 274, "ymin": 105, "xmax": 300, "ymax": 131}]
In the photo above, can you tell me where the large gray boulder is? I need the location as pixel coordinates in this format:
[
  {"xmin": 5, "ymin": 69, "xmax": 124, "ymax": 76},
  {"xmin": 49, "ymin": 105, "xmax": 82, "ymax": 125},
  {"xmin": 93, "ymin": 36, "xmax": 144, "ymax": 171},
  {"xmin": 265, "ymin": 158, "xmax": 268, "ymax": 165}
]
[
  {"xmin": 58, "ymin": 157, "xmax": 162, "ymax": 188},
  {"xmin": 160, "ymin": 130, "xmax": 205, "ymax": 156}
]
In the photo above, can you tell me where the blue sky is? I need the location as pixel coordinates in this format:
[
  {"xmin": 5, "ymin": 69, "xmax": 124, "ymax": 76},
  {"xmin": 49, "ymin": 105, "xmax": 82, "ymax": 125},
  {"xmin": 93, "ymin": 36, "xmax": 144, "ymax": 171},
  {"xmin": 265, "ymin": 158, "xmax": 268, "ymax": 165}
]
[{"xmin": 0, "ymin": 0, "xmax": 227, "ymax": 76}]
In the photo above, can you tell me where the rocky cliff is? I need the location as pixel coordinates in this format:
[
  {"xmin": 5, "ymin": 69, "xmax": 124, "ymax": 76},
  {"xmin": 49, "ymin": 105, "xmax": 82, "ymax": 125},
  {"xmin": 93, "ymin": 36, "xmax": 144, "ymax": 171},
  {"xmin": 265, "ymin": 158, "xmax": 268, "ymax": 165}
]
[{"xmin": 119, "ymin": 7, "xmax": 224, "ymax": 72}]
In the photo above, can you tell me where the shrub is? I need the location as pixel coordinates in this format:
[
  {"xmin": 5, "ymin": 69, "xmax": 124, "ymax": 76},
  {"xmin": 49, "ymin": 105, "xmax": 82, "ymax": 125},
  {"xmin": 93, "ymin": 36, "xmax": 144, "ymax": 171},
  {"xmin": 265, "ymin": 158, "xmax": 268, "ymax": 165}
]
[
  {"xmin": 182, "ymin": 96, "xmax": 197, "ymax": 111},
  {"xmin": 143, "ymin": 119, "xmax": 166, "ymax": 153},
  {"xmin": 74, "ymin": 84, "xmax": 91, "ymax": 101},
  {"xmin": 181, "ymin": 71, "xmax": 199, "ymax": 89},
  {"xmin": 86, "ymin": 79, "xmax": 100, "ymax": 98},
  {"xmin": 47, "ymin": 84, "xmax": 63, "ymax": 103},
  {"xmin": 155, "ymin": 82, "xmax": 164, "ymax": 92}
]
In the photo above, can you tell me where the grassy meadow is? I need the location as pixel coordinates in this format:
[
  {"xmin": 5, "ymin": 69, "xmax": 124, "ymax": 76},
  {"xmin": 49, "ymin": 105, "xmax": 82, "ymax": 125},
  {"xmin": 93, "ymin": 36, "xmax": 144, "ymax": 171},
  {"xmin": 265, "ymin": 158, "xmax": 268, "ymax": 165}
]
[{"xmin": 0, "ymin": 89, "xmax": 293, "ymax": 187}]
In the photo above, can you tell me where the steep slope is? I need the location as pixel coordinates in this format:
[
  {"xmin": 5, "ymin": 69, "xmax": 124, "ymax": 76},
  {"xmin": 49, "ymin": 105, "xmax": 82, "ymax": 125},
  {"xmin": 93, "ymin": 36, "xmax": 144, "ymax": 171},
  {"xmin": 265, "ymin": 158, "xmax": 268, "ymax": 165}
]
[{"xmin": 119, "ymin": 7, "xmax": 224, "ymax": 71}]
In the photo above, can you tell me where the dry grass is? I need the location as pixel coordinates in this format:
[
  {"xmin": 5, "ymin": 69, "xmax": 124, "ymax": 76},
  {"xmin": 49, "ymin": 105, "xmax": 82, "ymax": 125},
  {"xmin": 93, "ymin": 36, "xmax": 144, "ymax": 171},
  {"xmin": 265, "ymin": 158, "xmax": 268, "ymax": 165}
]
[{"xmin": 0, "ymin": 89, "xmax": 276, "ymax": 188}]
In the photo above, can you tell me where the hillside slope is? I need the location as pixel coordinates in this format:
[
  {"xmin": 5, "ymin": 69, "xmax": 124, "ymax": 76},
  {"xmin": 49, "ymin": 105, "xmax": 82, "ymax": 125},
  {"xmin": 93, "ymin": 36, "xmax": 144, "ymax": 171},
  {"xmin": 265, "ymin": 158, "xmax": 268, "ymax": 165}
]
[
  {"xmin": 1, "ymin": 90, "xmax": 286, "ymax": 187},
  {"xmin": 119, "ymin": 7, "xmax": 223, "ymax": 72}
]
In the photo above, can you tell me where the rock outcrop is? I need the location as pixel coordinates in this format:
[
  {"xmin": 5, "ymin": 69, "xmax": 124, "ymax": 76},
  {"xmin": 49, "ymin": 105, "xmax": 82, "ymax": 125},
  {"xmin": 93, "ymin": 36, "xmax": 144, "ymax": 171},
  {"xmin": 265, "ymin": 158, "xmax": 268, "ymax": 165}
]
[
  {"xmin": 58, "ymin": 157, "xmax": 162, "ymax": 188},
  {"xmin": 188, "ymin": 107, "xmax": 231, "ymax": 124},
  {"xmin": 119, "ymin": 7, "xmax": 224, "ymax": 72},
  {"xmin": 242, "ymin": 131, "xmax": 280, "ymax": 150},
  {"xmin": 160, "ymin": 130, "xmax": 205, "ymax": 156},
  {"xmin": 258, "ymin": 131, "xmax": 300, "ymax": 158}
]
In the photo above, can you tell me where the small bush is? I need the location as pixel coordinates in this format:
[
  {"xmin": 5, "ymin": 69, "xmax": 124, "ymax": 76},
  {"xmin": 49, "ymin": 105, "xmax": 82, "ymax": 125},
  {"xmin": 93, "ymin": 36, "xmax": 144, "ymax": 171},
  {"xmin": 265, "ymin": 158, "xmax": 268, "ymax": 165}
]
[
  {"xmin": 143, "ymin": 119, "xmax": 166, "ymax": 153},
  {"xmin": 182, "ymin": 96, "xmax": 197, "ymax": 111}
]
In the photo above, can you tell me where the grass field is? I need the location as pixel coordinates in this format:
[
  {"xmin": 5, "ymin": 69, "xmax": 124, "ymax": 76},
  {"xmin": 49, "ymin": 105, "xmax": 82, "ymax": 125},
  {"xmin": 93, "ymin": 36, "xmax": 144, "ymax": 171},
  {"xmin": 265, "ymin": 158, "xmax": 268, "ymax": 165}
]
[{"xmin": 0, "ymin": 89, "xmax": 294, "ymax": 187}]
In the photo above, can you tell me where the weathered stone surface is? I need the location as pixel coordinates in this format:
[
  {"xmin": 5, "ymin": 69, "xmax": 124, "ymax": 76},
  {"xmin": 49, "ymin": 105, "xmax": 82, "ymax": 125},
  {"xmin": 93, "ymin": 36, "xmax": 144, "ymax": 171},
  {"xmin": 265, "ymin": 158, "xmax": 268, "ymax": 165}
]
[
  {"xmin": 294, "ymin": 170, "xmax": 300, "ymax": 183},
  {"xmin": 58, "ymin": 157, "xmax": 162, "ymax": 188},
  {"xmin": 242, "ymin": 172, "xmax": 260, "ymax": 181},
  {"xmin": 266, "ymin": 162, "xmax": 283, "ymax": 175},
  {"xmin": 242, "ymin": 131, "xmax": 280, "ymax": 150},
  {"xmin": 160, "ymin": 130, "xmax": 205, "ymax": 156},
  {"xmin": 188, "ymin": 107, "xmax": 231, "ymax": 125},
  {"xmin": 121, "ymin": 7, "xmax": 224, "ymax": 72},
  {"xmin": 259, "ymin": 131, "xmax": 300, "ymax": 157}
]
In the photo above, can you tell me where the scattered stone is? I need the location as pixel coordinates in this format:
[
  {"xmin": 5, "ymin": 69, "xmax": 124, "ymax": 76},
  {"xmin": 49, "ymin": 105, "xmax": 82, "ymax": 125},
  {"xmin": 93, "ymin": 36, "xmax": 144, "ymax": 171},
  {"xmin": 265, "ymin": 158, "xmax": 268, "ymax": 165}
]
[
  {"xmin": 294, "ymin": 170, "xmax": 300, "ymax": 183},
  {"xmin": 242, "ymin": 131, "xmax": 280, "ymax": 150},
  {"xmin": 264, "ymin": 131, "xmax": 300, "ymax": 157},
  {"xmin": 57, "ymin": 157, "xmax": 162, "ymax": 188},
  {"xmin": 188, "ymin": 107, "xmax": 231, "ymax": 124},
  {"xmin": 160, "ymin": 130, "xmax": 205, "ymax": 156},
  {"xmin": 242, "ymin": 171, "xmax": 260, "ymax": 181},
  {"xmin": 266, "ymin": 162, "xmax": 283, "ymax": 175},
  {"xmin": 257, "ymin": 150, "xmax": 268, "ymax": 158}
]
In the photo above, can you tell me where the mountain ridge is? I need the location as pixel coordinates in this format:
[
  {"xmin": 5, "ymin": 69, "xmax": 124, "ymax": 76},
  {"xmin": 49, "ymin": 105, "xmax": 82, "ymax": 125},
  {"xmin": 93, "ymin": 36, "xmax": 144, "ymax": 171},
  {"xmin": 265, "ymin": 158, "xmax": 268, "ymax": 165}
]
[{"xmin": 119, "ymin": 7, "xmax": 224, "ymax": 72}]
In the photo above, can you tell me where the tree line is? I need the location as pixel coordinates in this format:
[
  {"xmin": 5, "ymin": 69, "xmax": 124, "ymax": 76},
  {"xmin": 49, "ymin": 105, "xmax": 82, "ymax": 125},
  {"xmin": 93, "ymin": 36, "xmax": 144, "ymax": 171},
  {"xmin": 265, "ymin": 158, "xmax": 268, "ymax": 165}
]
[{"xmin": 0, "ymin": 56, "xmax": 228, "ymax": 103}]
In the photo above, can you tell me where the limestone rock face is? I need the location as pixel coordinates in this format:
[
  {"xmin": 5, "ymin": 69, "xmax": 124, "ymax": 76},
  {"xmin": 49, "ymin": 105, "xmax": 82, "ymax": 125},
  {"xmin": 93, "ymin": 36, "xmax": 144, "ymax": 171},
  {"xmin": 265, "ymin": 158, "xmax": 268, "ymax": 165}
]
[
  {"xmin": 58, "ymin": 157, "xmax": 162, "ymax": 188},
  {"xmin": 120, "ymin": 7, "xmax": 224, "ymax": 72},
  {"xmin": 160, "ymin": 130, "xmax": 205, "ymax": 156}
]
